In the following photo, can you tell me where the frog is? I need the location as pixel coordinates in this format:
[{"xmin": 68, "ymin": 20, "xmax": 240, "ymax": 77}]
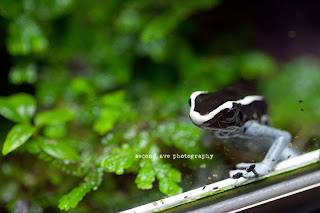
[{"xmin": 189, "ymin": 86, "xmax": 297, "ymax": 179}]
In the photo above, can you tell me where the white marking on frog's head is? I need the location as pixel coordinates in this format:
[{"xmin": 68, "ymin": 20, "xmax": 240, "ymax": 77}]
[{"xmin": 189, "ymin": 91, "xmax": 208, "ymax": 125}]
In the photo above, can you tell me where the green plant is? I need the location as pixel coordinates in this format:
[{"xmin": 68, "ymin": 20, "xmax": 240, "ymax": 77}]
[{"xmin": 1, "ymin": 0, "xmax": 320, "ymax": 212}]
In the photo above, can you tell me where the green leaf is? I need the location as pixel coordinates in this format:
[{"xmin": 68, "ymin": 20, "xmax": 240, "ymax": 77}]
[
  {"xmin": 155, "ymin": 163, "xmax": 170, "ymax": 180},
  {"xmin": 141, "ymin": 15, "xmax": 177, "ymax": 42},
  {"xmin": 100, "ymin": 91, "xmax": 126, "ymax": 107},
  {"xmin": 0, "ymin": 93, "xmax": 36, "ymax": 123},
  {"xmin": 153, "ymin": 162, "xmax": 182, "ymax": 196},
  {"xmin": 2, "ymin": 123, "xmax": 35, "ymax": 155},
  {"xmin": 9, "ymin": 63, "xmax": 37, "ymax": 85},
  {"xmin": 93, "ymin": 108, "xmax": 119, "ymax": 135},
  {"xmin": 58, "ymin": 182, "xmax": 91, "ymax": 211},
  {"xmin": 166, "ymin": 168, "xmax": 181, "ymax": 183},
  {"xmin": 159, "ymin": 179, "xmax": 182, "ymax": 196},
  {"xmin": 93, "ymin": 91, "xmax": 134, "ymax": 135},
  {"xmin": 70, "ymin": 77, "xmax": 94, "ymax": 95},
  {"xmin": 43, "ymin": 124, "xmax": 67, "ymax": 138},
  {"xmin": 155, "ymin": 122, "xmax": 202, "ymax": 154},
  {"xmin": 155, "ymin": 164, "xmax": 181, "ymax": 182},
  {"xmin": 59, "ymin": 168, "xmax": 103, "ymax": 211},
  {"xmin": 7, "ymin": 15, "xmax": 48, "ymax": 55},
  {"xmin": 35, "ymin": 109, "xmax": 74, "ymax": 126},
  {"xmin": 101, "ymin": 150, "xmax": 136, "ymax": 175},
  {"xmin": 116, "ymin": 9, "xmax": 141, "ymax": 33},
  {"xmin": 135, "ymin": 159, "xmax": 155, "ymax": 190},
  {"xmin": 40, "ymin": 139, "xmax": 80, "ymax": 161}
]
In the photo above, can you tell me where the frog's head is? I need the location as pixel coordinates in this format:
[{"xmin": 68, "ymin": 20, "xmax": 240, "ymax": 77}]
[
  {"xmin": 189, "ymin": 91, "xmax": 241, "ymax": 129},
  {"xmin": 189, "ymin": 89, "xmax": 265, "ymax": 130}
]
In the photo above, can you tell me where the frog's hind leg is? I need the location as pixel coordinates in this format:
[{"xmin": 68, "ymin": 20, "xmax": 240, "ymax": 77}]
[{"xmin": 230, "ymin": 120, "xmax": 292, "ymax": 179}]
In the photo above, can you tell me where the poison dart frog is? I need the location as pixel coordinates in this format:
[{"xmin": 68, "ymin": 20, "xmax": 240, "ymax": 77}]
[{"xmin": 189, "ymin": 86, "xmax": 297, "ymax": 179}]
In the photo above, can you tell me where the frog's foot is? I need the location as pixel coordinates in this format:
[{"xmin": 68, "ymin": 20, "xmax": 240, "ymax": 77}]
[{"xmin": 229, "ymin": 162, "xmax": 272, "ymax": 179}]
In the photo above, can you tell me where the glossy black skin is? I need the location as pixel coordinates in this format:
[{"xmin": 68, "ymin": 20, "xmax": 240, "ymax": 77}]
[{"xmin": 190, "ymin": 87, "xmax": 268, "ymax": 129}]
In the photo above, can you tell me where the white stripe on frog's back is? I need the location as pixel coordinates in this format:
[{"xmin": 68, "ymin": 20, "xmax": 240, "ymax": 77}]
[{"xmin": 189, "ymin": 91, "xmax": 264, "ymax": 125}]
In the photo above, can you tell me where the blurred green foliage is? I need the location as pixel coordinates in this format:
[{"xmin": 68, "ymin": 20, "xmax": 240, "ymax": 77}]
[{"xmin": 0, "ymin": 0, "xmax": 320, "ymax": 212}]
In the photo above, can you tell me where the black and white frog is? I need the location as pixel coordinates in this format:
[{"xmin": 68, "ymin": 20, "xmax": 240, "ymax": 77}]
[{"xmin": 189, "ymin": 86, "xmax": 296, "ymax": 179}]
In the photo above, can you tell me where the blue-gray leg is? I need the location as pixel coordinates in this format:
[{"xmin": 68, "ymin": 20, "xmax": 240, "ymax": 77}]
[{"xmin": 230, "ymin": 121, "xmax": 292, "ymax": 179}]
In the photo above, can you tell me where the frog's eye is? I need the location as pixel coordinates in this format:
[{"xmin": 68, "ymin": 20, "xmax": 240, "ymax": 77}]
[
  {"xmin": 225, "ymin": 109, "xmax": 238, "ymax": 122},
  {"xmin": 188, "ymin": 98, "xmax": 191, "ymax": 106}
]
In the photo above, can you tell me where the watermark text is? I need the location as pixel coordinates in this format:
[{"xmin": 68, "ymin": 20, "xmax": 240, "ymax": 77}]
[{"xmin": 135, "ymin": 153, "xmax": 214, "ymax": 160}]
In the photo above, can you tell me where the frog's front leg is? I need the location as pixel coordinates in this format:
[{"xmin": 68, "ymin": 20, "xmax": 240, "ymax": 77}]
[{"xmin": 230, "ymin": 120, "xmax": 292, "ymax": 179}]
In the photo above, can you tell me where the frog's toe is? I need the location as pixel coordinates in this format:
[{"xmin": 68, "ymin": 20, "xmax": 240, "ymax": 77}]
[
  {"xmin": 230, "ymin": 169, "xmax": 257, "ymax": 179},
  {"xmin": 229, "ymin": 170, "xmax": 244, "ymax": 179}
]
